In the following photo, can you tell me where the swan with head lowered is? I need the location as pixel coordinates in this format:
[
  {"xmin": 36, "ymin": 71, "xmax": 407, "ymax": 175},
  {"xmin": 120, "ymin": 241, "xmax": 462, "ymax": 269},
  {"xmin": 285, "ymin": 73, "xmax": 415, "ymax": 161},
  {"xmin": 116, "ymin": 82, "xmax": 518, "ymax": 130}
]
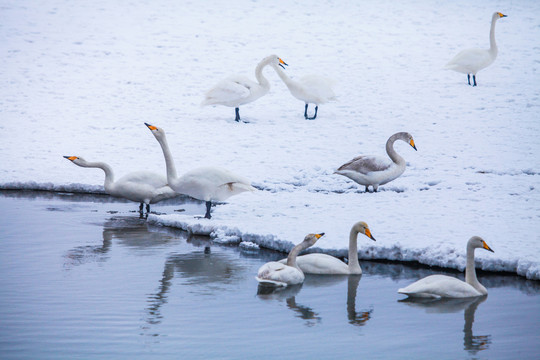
[
  {"xmin": 398, "ymin": 236, "xmax": 494, "ymax": 298},
  {"xmin": 256, "ymin": 233, "xmax": 325, "ymax": 287},
  {"xmin": 278, "ymin": 221, "xmax": 375, "ymax": 274},
  {"xmin": 335, "ymin": 132, "xmax": 417, "ymax": 192},
  {"xmin": 270, "ymin": 60, "xmax": 336, "ymax": 120},
  {"xmin": 445, "ymin": 12, "xmax": 507, "ymax": 86},
  {"xmin": 145, "ymin": 123, "xmax": 255, "ymax": 219},
  {"xmin": 63, "ymin": 156, "xmax": 176, "ymax": 213},
  {"xmin": 201, "ymin": 54, "xmax": 287, "ymax": 122}
]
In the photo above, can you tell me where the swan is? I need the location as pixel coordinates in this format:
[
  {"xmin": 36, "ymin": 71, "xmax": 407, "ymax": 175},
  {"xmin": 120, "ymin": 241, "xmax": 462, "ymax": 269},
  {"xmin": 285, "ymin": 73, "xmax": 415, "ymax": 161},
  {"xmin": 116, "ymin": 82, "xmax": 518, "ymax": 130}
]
[
  {"xmin": 145, "ymin": 123, "xmax": 256, "ymax": 219},
  {"xmin": 335, "ymin": 132, "xmax": 417, "ymax": 192},
  {"xmin": 270, "ymin": 61, "xmax": 336, "ymax": 120},
  {"xmin": 256, "ymin": 233, "xmax": 324, "ymax": 287},
  {"xmin": 278, "ymin": 221, "xmax": 375, "ymax": 274},
  {"xmin": 445, "ymin": 12, "xmax": 507, "ymax": 86},
  {"xmin": 63, "ymin": 156, "xmax": 176, "ymax": 213},
  {"xmin": 398, "ymin": 236, "xmax": 494, "ymax": 298},
  {"xmin": 201, "ymin": 54, "xmax": 287, "ymax": 122}
]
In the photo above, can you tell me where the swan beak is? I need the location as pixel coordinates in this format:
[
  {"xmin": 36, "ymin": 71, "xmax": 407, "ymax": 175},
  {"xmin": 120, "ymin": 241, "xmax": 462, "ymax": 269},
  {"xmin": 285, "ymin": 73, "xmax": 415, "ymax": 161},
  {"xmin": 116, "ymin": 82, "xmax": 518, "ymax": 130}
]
[
  {"xmin": 279, "ymin": 58, "xmax": 288, "ymax": 69},
  {"xmin": 64, "ymin": 156, "xmax": 78, "ymax": 161},
  {"xmin": 315, "ymin": 233, "xmax": 325, "ymax": 239},
  {"xmin": 498, "ymin": 12, "xmax": 507, "ymax": 18},
  {"xmin": 410, "ymin": 139, "xmax": 417, "ymax": 151},
  {"xmin": 145, "ymin": 122, "xmax": 158, "ymax": 131},
  {"xmin": 482, "ymin": 241, "xmax": 494, "ymax": 253},
  {"xmin": 365, "ymin": 228, "xmax": 376, "ymax": 241}
]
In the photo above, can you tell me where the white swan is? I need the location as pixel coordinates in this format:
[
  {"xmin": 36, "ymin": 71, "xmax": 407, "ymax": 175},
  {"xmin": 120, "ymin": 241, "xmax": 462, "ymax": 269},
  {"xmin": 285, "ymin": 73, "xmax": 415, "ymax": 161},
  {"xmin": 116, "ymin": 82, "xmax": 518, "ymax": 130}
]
[
  {"xmin": 256, "ymin": 233, "xmax": 324, "ymax": 287},
  {"xmin": 445, "ymin": 12, "xmax": 507, "ymax": 86},
  {"xmin": 278, "ymin": 221, "xmax": 375, "ymax": 274},
  {"xmin": 398, "ymin": 236, "xmax": 494, "ymax": 298},
  {"xmin": 63, "ymin": 156, "xmax": 176, "ymax": 213},
  {"xmin": 145, "ymin": 123, "xmax": 255, "ymax": 218},
  {"xmin": 335, "ymin": 132, "xmax": 417, "ymax": 192},
  {"xmin": 270, "ymin": 61, "xmax": 336, "ymax": 120},
  {"xmin": 201, "ymin": 54, "xmax": 287, "ymax": 122}
]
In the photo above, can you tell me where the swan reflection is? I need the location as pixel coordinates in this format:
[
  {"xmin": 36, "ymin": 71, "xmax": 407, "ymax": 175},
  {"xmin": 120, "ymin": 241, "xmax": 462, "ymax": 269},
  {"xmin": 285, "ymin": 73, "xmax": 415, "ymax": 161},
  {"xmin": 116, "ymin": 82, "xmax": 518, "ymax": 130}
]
[{"xmin": 399, "ymin": 296, "xmax": 491, "ymax": 354}]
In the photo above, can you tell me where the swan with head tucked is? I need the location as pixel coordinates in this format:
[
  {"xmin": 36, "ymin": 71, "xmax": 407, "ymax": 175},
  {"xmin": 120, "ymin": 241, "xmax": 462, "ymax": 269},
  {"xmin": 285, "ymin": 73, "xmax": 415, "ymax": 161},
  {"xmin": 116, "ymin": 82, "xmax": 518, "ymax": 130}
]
[
  {"xmin": 278, "ymin": 221, "xmax": 375, "ymax": 274},
  {"xmin": 63, "ymin": 156, "xmax": 176, "ymax": 213},
  {"xmin": 445, "ymin": 12, "xmax": 507, "ymax": 86},
  {"xmin": 256, "ymin": 233, "xmax": 325, "ymax": 287},
  {"xmin": 398, "ymin": 236, "xmax": 494, "ymax": 298},
  {"xmin": 335, "ymin": 132, "xmax": 417, "ymax": 192},
  {"xmin": 145, "ymin": 123, "xmax": 255, "ymax": 219},
  {"xmin": 270, "ymin": 60, "xmax": 336, "ymax": 120},
  {"xmin": 201, "ymin": 54, "xmax": 287, "ymax": 122}
]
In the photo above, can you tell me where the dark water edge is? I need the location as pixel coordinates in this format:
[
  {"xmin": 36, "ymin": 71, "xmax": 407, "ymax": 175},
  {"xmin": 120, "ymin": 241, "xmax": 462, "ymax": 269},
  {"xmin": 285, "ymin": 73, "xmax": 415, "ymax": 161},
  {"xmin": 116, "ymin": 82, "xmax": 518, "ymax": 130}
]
[{"xmin": 0, "ymin": 190, "xmax": 539, "ymax": 360}]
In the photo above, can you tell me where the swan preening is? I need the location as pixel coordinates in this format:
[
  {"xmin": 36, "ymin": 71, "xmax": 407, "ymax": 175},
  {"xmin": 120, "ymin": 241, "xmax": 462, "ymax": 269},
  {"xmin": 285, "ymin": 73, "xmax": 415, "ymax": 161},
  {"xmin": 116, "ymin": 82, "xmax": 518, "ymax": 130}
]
[
  {"xmin": 398, "ymin": 236, "xmax": 494, "ymax": 298},
  {"xmin": 63, "ymin": 156, "xmax": 176, "ymax": 213},
  {"xmin": 271, "ymin": 61, "xmax": 336, "ymax": 120},
  {"xmin": 278, "ymin": 221, "xmax": 375, "ymax": 274},
  {"xmin": 445, "ymin": 12, "xmax": 507, "ymax": 86},
  {"xmin": 145, "ymin": 123, "xmax": 256, "ymax": 219},
  {"xmin": 201, "ymin": 54, "xmax": 287, "ymax": 122},
  {"xmin": 256, "ymin": 233, "xmax": 325, "ymax": 287},
  {"xmin": 335, "ymin": 132, "xmax": 417, "ymax": 192}
]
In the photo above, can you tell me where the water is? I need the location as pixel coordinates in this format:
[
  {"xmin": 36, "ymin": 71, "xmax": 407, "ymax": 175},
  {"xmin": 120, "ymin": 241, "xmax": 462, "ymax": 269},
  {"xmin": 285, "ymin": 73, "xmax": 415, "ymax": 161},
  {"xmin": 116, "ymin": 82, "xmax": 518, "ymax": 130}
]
[{"xmin": 0, "ymin": 191, "xmax": 538, "ymax": 359}]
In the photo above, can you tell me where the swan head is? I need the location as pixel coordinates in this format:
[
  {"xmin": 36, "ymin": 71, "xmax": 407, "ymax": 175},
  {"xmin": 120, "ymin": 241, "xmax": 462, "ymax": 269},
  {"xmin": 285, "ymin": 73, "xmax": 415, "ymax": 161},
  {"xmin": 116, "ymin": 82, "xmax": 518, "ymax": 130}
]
[
  {"xmin": 145, "ymin": 122, "xmax": 166, "ymax": 141},
  {"xmin": 265, "ymin": 54, "xmax": 288, "ymax": 69},
  {"xmin": 304, "ymin": 232, "xmax": 325, "ymax": 246},
  {"xmin": 395, "ymin": 132, "xmax": 417, "ymax": 151},
  {"xmin": 64, "ymin": 155, "xmax": 87, "ymax": 167},
  {"xmin": 352, "ymin": 221, "xmax": 376, "ymax": 241},
  {"xmin": 468, "ymin": 236, "xmax": 494, "ymax": 253}
]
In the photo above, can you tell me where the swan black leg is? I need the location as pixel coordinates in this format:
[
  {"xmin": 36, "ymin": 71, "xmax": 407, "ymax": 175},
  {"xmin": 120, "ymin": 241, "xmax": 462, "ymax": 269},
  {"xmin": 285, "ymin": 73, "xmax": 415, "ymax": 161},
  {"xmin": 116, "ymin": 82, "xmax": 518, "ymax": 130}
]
[
  {"xmin": 467, "ymin": 74, "xmax": 471, "ymax": 86},
  {"xmin": 304, "ymin": 104, "xmax": 309, "ymax": 119},
  {"xmin": 139, "ymin": 203, "xmax": 144, "ymax": 212},
  {"xmin": 472, "ymin": 75, "xmax": 477, "ymax": 87},
  {"xmin": 235, "ymin": 107, "xmax": 240, "ymax": 122},
  {"xmin": 204, "ymin": 201, "xmax": 212, "ymax": 219},
  {"xmin": 305, "ymin": 105, "xmax": 318, "ymax": 120},
  {"xmin": 146, "ymin": 204, "xmax": 150, "ymax": 213}
]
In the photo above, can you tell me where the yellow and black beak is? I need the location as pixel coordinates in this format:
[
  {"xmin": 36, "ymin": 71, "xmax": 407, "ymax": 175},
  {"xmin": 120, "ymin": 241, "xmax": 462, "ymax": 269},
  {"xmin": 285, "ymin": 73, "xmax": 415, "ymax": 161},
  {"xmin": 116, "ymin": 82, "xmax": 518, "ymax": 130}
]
[
  {"xmin": 365, "ymin": 228, "xmax": 376, "ymax": 241},
  {"xmin": 279, "ymin": 58, "xmax": 288, "ymax": 69},
  {"xmin": 410, "ymin": 139, "xmax": 417, "ymax": 151},
  {"xmin": 482, "ymin": 241, "xmax": 494, "ymax": 253},
  {"xmin": 145, "ymin": 122, "xmax": 157, "ymax": 131},
  {"xmin": 63, "ymin": 156, "xmax": 78, "ymax": 161},
  {"xmin": 315, "ymin": 232, "xmax": 325, "ymax": 239},
  {"xmin": 498, "ymin": 12, "xmax": 507, "ymax": 18}
]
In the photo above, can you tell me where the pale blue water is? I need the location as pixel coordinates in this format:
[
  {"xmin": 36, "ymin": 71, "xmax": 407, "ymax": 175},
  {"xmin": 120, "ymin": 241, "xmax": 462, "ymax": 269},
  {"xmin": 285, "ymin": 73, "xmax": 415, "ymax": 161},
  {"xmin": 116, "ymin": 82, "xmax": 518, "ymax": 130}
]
[{"xmin": 0, "ymin": 191, "xmax": 539, "ymax": 359}]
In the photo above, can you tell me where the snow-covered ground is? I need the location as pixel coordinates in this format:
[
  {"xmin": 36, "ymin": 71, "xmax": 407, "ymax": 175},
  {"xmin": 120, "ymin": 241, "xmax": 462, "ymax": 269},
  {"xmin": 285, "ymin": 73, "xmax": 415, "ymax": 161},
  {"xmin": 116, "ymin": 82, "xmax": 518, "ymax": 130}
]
[{"xmin": 1, "ymin": 0, "xmax": 539, "ymax": 279}]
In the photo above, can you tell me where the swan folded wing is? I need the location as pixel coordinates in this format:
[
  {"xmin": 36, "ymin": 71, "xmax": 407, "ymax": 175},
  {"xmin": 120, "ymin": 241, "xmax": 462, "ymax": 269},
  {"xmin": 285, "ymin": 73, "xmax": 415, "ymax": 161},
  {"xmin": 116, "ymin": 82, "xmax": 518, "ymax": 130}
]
[
  {"xmin": 202, "ymin": 76, "xmax": 253, "ymax": 106},
  {"xmin": 256, "ymin": 262, "xmax": 304, "ymax": 286},
  {"xmin": 278, "ymin": 254, "xmax": 349, "ymax": 275},
  {"xmin": 337, "ymin": 155, "xmax": 391, "ymax": 175},
  {"xmin": 398, "ymin": 275, "xmax": 482, "ymax": 299},
  {"xmin": 299, "ymin": 75, "xmax": 337, "ymax": 102},
  {"xmin": 117, "ymin": 171, "xmax": 168, "ymax": 188},
  {"xmin": 446, "ymin": 49, "xmax": 492, "ymax": 71}
]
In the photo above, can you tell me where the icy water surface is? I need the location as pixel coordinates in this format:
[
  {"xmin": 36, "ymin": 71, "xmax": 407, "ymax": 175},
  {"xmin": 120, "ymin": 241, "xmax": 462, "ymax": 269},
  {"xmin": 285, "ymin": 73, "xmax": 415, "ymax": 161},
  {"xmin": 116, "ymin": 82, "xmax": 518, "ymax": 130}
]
[{"xmin": 0, "ymin": 191, "xmax": 539, "ymax": 360}]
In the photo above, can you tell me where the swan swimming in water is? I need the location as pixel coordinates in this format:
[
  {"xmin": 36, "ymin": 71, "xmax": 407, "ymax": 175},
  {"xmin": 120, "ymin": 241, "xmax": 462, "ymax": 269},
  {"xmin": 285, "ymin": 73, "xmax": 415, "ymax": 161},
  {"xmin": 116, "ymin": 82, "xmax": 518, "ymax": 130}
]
[
  {"xmin": 145, "ymin": 123, "xmax": 255, "ymax": 219},
  {"xmin": 335, "ymin": 132, "xmax": 417, "ymax": 192},
  {"xmin": 445, "ymin": 12, "xmax": 507, "ymax": 86},
  {"xmin": 278, "ymin": 221, "xmax": 375, "ymax": 274},
  {"xmin": 398, "ymin": 236, "xmax": 494, "ymax": 298},
  {"xmin": 201, "ymin": 54, "xmax": 287, "ymax": 122},
  {"xmin": 270, "ymin": 60, "xmax": 336, "ymax": 120},
  {"xmin": 256, "ymin": 233, "xmax": 325, "ymax": 287},
  {"xmin": 63, "ymin": 156, "xmax": 176, "ymax": 213}
]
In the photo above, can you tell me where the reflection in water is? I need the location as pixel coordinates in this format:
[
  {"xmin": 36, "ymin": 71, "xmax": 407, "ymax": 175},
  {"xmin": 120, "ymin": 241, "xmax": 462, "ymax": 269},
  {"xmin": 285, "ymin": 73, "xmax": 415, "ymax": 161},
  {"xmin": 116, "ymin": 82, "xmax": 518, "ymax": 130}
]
[
  {"xmin": 399, "ymin": 296, "xmax": 491, "ymax": 355},
  {"xmin": 346, "ymin": 275, "xmax": 372, "ymax": 327},
  {"xmin": 256, "ymin": 284, "xmax": 321, "ymax": 327},
  {"xmin": 145, "ymin": 243, "xmax": 246, "ymax": 327}
]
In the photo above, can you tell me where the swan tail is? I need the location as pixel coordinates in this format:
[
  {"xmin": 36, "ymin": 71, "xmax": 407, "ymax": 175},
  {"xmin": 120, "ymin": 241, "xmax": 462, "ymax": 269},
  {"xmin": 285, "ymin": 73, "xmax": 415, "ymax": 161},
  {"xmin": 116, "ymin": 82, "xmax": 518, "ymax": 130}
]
[{"xmin": 255, "ymin": 276, "xmax": 287, "ymax": 287}]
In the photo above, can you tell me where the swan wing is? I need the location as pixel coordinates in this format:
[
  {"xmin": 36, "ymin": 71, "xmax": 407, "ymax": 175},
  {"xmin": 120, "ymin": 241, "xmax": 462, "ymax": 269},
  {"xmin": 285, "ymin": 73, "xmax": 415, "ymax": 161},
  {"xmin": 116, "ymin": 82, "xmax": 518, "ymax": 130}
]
[
  {"xmin": 112, "ymin": 171, "xmax": 176, "ymax": 203},
  {"xmin": 298, "ymin": 75, "xmax": 337, "ymax": 102},
  {"xmin": 398, "ymin": 275, "xmax": 482, "ymax": 299},
  {"xmin": 337, "ymin": 155, "xmax": 391, "ymax": 175},
  {"xmin": 202, "ymin": 75, "xmax": 255, "ymax": 106},
  {"xmin": 117, "ymin": 171, "xmax": 168, "ymax": 188},
  {"xmin": 445, "ymin": 48, "xmax": 493, "ymax": 73},
  {"xmin": 256, "ymin": 261, "xmax": 304, "ymax": 286},
  {"xmin": 278, "ymin": 254, "xmax": 349, "ymax": 275}
]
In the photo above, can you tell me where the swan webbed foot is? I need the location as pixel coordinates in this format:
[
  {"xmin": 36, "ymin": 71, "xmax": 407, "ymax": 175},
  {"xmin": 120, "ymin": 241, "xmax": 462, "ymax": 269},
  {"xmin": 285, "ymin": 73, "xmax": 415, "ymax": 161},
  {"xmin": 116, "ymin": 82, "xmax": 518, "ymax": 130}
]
[
  {"xmin": 304, "ymin": 105, "xmax": 318, "ymax": 120},
  {"xmin": 235, "ymin": 107, "xmax": 240, "ymax": 122}
]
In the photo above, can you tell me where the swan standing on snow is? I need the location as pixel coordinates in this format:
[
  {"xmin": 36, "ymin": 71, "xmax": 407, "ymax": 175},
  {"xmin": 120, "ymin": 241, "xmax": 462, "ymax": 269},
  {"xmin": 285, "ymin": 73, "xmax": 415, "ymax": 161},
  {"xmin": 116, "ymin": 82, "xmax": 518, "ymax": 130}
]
[
  {"xmin": 201, "ymin": 54, "xmax": 287, "ymax": 122},
  {"xmin": 335, "ymin": 132, "xmax": 417, "ymax": 192},
  {"xmin": 278, "ymin": 221, "xmax": 375, "ymax": 274},
  {"xmin": 63, "ymin": 156, "xmax": 176, "ymax": 213},
  {"xmin": 445, "ymin": 12, "xmax": 507, "ymax": 86},
  {"xmin": 270, "ymin": 60, "xmax": 336, "ymax": 120},
  {"xmin": 145, "ymin": 123, "xmax": 255, "ymax": 219},
  {"xmin": 256, "ymin": 233, "xmax": 325, "ymax": 287},
  {"xmin": 398, "ymin": 236, "xmax": 494, "ymax": 298}
]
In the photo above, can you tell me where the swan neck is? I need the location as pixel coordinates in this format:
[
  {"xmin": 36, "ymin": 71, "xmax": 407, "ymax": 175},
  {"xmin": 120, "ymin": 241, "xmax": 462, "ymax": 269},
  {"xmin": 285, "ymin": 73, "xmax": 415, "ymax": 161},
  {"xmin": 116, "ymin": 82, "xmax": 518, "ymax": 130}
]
[
  {"xmin": 489, "ymin": 15, "xmax": 498, "ymax": 55},
  {"xmin": 254, "ymin": 59, "xmax": 271, "ymax": 89},
  {"xmin": 272, "ymin": 64, "xmax": 293, "ymax": 88},
  {"xmin": 386, "ymin": 134, "xmax": 405, "ymax": 165},
  {"xmin": 286, "ymin": 241, "xmax": 309, "ymax": 270},
  {"xmin": 156, "ymin": 132, "xmax": 178, "ymax": 184},
  {"xmin": 85, "ymin": 161, "xmax": 115, "ymax": 191},
  {"xmin": 465, "ymin": 244, "xmax": 484, "ymax": 293},
  {"xmin": 348, "ymin": 227, "xmax": 361, "ymax": 272}
]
